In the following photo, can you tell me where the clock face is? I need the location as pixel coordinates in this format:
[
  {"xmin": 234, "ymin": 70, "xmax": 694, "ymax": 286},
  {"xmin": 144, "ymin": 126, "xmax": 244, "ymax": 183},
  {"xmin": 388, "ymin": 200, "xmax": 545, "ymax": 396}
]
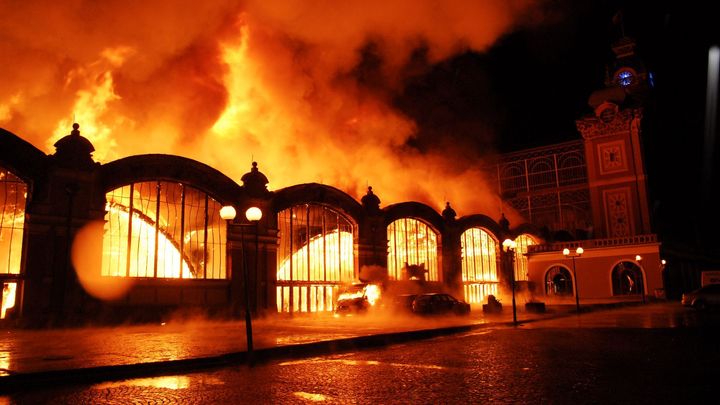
[{"xmin": 617, "ymin": 70, "xmax": 634, "ymax": 87}]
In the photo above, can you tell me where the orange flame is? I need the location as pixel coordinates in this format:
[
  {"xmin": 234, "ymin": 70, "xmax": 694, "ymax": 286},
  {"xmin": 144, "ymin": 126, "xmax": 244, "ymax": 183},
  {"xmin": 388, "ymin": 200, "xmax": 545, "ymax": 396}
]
[{"xmin": 1, "ymin": 1, "xmax": 537, "ymax": 220}]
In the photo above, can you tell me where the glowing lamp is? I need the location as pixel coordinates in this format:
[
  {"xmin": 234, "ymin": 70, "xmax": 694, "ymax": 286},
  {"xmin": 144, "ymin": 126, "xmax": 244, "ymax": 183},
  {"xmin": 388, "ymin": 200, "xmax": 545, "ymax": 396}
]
[
  {"xmin": 245, "ymin": 206, "xmax": 262, "ymax": 222},
  {"xmin": 562, "ymin": 245, "xmax": 583, "ymax": 313},
  {"xmin": 564, "ymin": 247, "xmax": 583, "ymax": 257},
  {"xmin": 635, "ymin": 255, "xmax": 643, "ymax": 262},
  {"xmin": 502, "ymin": 239, "xmax": 516, "ymax": 252},
  {"xmin": 220, "ymin": 205, "xmax": 237, "ymax": 221}
]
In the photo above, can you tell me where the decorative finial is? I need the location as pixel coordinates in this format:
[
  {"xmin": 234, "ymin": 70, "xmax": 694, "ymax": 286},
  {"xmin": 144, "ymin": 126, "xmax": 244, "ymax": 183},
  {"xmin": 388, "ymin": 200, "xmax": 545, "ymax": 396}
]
[
  {"xmin": 251, "ymin": 161, "xmax": 258, "ymax": 172},
  {"xmin": 71, "ymin": 123, "xmax": 80, "ymax": 136},
  {"xmin": 442, "ymin": 201, "xmax": 456, "ymax": 221}
]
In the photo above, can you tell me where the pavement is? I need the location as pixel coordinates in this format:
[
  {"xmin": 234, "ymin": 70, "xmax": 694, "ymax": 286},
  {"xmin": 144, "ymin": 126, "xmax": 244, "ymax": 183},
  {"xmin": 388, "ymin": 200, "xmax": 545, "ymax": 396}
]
[{"xmin": 0, "ymin": 299, "xmax": 644, "ymax": 392}]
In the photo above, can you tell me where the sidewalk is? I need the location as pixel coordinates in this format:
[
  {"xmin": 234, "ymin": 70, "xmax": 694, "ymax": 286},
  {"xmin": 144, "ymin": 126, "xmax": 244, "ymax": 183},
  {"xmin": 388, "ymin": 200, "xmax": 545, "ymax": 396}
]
[{"xmin": 0, "ymin": 302, "xmax": 634, "ymax": 391}]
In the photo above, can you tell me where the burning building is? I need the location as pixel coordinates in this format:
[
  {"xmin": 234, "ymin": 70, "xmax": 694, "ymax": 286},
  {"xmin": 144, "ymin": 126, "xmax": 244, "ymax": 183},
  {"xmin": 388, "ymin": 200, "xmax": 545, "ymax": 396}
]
[
  {"xmin": 0, "ymin": 5, "xmax": 666, "ymax": 326},
  {"xmin": 0, "ymin": 52, "xmax": 665, "ymax": 325}
]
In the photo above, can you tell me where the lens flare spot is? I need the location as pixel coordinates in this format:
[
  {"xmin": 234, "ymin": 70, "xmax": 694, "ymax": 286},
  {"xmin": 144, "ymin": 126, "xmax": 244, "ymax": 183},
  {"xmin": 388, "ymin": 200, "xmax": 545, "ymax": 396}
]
[{"xmin": 71, "ymin": 220, "xmax": 134, "ymax": 300}]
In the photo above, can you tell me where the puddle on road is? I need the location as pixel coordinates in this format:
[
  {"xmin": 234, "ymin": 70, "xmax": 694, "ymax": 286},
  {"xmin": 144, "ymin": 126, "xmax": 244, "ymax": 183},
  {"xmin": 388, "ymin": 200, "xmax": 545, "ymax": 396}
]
[{"xmin": 92, "ymin": 375, "xmax": 225, "ymax": 391}]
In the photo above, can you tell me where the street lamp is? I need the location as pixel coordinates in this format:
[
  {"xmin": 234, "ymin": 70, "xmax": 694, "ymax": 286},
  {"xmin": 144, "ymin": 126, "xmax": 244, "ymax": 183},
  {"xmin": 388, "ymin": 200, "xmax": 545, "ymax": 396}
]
[
  {"xmin": 563, "ymin": 246, "xmax": 583, "ymax": 313},
  {"xmin": 241, "ymin": 206, "xmax": 262, "ymax": 363},
  {"xmin": 502, "ymin": 239, "xmax": 518, "ymax": 325},
  {"xmin": 220, "ymin": 205, "xmax": 260, "ymax": 364},
  {"xmin": 635, "ymin": 255, "xmax": 645, "ymax": 304}
]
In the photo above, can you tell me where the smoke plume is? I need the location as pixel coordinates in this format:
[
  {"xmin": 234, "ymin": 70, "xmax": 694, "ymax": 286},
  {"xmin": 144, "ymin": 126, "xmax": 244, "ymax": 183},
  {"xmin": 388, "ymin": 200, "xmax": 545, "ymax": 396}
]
[{"xmin": 0, "ymin": 0, "xmax": 540, "ymax": 221}]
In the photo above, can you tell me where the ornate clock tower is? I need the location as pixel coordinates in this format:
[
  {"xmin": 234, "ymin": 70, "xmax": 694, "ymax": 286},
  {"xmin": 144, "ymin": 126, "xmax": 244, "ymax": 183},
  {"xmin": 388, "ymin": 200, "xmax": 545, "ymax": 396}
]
[{"xmin": 575, "ymin": 36, "xmax": 652, "ymax": 238}]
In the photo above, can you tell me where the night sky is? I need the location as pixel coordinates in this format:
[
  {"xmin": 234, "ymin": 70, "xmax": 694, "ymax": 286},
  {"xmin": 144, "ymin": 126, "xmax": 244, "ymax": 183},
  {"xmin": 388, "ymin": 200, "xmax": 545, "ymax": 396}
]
[{"xmin": 395, "ymin": 0, "xmax": 720, "ymax": 252}]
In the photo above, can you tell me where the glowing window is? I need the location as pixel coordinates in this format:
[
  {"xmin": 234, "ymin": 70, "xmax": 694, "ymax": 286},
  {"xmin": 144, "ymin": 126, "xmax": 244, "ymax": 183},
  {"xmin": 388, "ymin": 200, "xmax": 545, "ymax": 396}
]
[
  {"xmin": 387, "ymin": 218, "xmax": 438, "ymax": 282},
  {"xmin": 461, "ymin": 227, "xmax": 498, "ymax": 304},
  {"xmin": 1, "ymin": 168, "xmax": 26, "ymax": 320},
  {"xmin": 102, "ymin": 182, "xmax": 227, "ymax": 279},
  {"xmin": 0, "ymin": 169, "xmax": 25, "ymax": 276},
  {"xmin": 513, "ymin": 234, "xmax": 536, "ymax": 282},
  {"xmin": 276, "ymin": 204, "xmax": 355, "ymax": 313}
]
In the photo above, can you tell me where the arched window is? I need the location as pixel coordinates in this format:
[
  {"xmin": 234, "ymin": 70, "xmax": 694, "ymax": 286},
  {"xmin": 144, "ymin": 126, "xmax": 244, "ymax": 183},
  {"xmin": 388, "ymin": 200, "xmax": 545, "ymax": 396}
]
[
  {"xmin": 611, "ymin": 261, "xmax": 644, "ymax": 295},
  {"xmin": 1, "ymin": 168, "xmax": 26, "ymax": 319},
  {"xmin": 513, "ymin": 234, "xmax": 536, "ymax": 282},
  {"xmin": 277, "ymin": 204, "xmax": 354, "ymax": 313},
  {"xmin": 387, "ymin": 218, "xmax": 438, "ymax": 282},
  {"xmin": 545, "ymin": 266, "xmax": 573, "ymax": 296},
  {"xmin": 461, "ymin": 227, "xmax": 498, "ymax": 304},
  {"xmin": 102, "ymin": 182, "xmax": 227, "ymax": 280}
]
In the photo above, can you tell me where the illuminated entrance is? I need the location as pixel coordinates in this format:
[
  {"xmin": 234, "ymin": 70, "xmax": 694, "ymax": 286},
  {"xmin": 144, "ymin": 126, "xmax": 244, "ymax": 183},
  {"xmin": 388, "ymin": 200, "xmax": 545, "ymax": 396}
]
[
  {"xmin": 102, "ymin": 181, "xmax": 227, "ymax": 279},
  {"xmin": 545, "ymin": 266, "xmax": 573, "ymax": 296},
  {"xmin": 0, "ymin": 168, "xmax": 25, "ymax": 319},
  {"xmin": 387, "ymin": 218, "xmax": 439, "ymax": 281},
  {"xmin": 611, "ymin": 261, "xmax": 644, "ymax": 295},
  {"xmin": 461, "ymin": 227, "xmax": 498, "ymax": 304},
  {"xmin": 276, "ymin": 204, "xmax": 355, "ymax": 313}
]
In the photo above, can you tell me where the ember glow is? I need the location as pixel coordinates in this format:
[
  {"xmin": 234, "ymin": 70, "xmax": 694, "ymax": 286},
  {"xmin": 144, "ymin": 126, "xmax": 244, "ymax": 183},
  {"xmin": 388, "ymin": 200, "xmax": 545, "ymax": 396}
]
[
  {"xmin": 0, "ymin": 1, "xmax": 538, "ymax": 220},
  {"xmin": 336, "ymin": 284, "xmax": 382, "ymax": 306}
]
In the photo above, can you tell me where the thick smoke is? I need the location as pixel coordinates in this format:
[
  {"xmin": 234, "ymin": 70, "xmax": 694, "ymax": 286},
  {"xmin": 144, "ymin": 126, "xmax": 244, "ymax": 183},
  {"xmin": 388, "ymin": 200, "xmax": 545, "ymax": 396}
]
[{"xmin": 0, "ymin": 0, "xmax": 538, "ymax": 220}]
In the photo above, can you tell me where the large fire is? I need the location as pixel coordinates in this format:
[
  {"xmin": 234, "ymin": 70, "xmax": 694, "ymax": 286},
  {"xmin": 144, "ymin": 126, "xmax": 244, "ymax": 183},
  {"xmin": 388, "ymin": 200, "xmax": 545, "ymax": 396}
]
[{"xmin": 0, "ymin": 1, "xmax": 538, "ymax": 220}]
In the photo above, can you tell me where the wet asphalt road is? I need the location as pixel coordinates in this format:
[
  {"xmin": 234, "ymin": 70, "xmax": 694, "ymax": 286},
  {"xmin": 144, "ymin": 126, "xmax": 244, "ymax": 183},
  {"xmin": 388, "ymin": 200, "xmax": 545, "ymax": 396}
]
[{"xmin": 3, "ymin": 303, "xmax": 720, "ymax": 404}]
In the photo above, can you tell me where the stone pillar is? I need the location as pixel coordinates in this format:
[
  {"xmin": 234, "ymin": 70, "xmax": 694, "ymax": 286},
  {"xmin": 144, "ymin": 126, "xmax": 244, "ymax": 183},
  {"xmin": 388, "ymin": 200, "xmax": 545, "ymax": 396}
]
[
  {"xmin": 441, "ymin": 203, "xmax": 463, "ymax": 297},
  {"xmin": 22, "ymin": 124, "xmax": 104, "ymax": 326},
  {"xmin": 358, "ymin": 187, "xmax": 388, "ymax": 282}
]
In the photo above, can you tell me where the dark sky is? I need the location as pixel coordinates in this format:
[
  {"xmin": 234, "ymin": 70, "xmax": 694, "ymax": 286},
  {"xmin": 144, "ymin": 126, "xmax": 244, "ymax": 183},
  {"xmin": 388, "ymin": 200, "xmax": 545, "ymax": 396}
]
[{"xmin": 396, "ymin": 0, "xmax": 720, "ymax": 251}]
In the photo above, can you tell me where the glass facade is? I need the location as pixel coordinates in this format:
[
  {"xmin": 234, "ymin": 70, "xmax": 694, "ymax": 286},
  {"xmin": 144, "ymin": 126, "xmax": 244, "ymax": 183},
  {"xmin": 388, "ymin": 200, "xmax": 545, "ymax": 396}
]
[
  {"xmin": 276, "ymin": 204, "xmax": 355, "ymax": 313},
  {"xmin": 387, "ymin": 218, "xmax": 439, "ymax": 282},
  {"xmin": 102, "ymin": 182, "xmax": 227, "ymax": 279},
  {"xmin": 513, "ymin": 234, "xmax": 536, "ymax": 282},
  {"xmin": 461, "ymin": 227, "xmax": 498, "ymax": 304},
  {"xmin": 1, "ymin": 168, "xmax": 26, "ymax": 319}
]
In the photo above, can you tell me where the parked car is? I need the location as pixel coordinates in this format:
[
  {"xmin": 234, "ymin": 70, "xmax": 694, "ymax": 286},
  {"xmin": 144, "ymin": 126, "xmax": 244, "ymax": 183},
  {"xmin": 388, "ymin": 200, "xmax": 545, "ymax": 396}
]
[
  {"xmin": 411, "ymin": 293, "xmax": 471, "ymax": 316},
  {"xmin": 682, "ymin": 284, "xmax": 720, "ymax": 310}
]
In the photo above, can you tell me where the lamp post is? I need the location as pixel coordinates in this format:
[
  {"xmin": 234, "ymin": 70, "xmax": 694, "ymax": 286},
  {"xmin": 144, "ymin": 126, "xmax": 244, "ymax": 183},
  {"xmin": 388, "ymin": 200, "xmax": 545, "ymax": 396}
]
[
  {"xmin": 220, "ymin": 205, "xmax": 261, "ymax": 364},
  {"xmin": 635, "ymin": 255, "xmax": 645, "ymax": 304},
  {"xmin": 502, "ymin": 239, "xmax": 518, "ymax": 325},
  {"xmin": 242, "ymin": 206, "xmax": 262, "ymax": 362},
  {"xmin": 563, "ymin": 246, "xmax": 583, "ymax": 313}
]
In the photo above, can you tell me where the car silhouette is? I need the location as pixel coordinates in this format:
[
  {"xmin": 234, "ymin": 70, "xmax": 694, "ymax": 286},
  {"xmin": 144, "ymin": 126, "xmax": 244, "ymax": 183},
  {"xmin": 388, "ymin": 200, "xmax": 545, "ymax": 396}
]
[
  {"xmin": 411, "ymin": 293, "xmax": 470, "ymax": 316},
  {"xmin": 682, "ymin": 284, "xmax": 720, "ymax": 310}
]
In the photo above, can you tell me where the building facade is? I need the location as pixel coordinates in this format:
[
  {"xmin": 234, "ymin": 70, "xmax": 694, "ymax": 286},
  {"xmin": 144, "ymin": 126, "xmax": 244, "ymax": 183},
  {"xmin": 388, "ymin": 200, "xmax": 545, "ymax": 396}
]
[{"xmin": 0, "ymin": 37, "xmax": 666, "ymax": 327}]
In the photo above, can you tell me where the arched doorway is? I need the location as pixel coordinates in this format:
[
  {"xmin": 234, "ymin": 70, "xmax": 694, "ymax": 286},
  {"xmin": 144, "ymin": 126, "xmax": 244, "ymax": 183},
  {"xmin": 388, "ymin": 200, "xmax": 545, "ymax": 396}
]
[
  {"xmin": 545, "ymin": 266, "xmax": 573, "ymax": 296},
  {"xmin": 611, "ymin": 261, "xmax": 644, "ymax": 295}
]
